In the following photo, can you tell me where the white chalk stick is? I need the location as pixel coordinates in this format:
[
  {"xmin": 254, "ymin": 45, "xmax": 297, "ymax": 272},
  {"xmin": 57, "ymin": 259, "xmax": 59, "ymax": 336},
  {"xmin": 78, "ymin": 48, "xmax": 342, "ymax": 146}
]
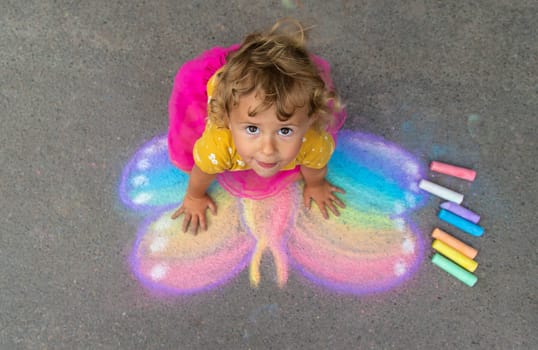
[{"xmin": 418, "ymin": 179, "xmax": 464, "ymax": 204}]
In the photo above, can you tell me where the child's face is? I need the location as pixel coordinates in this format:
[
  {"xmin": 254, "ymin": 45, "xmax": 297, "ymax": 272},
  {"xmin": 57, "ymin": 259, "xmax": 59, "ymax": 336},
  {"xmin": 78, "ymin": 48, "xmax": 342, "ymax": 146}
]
[{"xmin": 228, "ymin": 92, "xmax": 315, "ymax": 178}]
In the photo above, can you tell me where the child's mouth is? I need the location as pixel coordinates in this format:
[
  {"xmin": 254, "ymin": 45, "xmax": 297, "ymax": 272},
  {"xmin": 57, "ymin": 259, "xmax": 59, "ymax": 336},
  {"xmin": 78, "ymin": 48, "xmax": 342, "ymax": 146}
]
[{"xmin": 257, "ymin": 160, "xmax": 278, "ymax": 169}]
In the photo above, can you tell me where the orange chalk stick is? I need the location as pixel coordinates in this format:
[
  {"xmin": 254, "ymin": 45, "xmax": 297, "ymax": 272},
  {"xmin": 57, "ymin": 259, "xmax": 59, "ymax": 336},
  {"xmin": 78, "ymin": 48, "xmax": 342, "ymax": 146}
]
[
  {"xmin": 432, "ymin": 228, "xmax": 478, "ymax": 259},
  {"xmin": 430, "ymin": 161, "xmax": 476, "ymax": 181}
]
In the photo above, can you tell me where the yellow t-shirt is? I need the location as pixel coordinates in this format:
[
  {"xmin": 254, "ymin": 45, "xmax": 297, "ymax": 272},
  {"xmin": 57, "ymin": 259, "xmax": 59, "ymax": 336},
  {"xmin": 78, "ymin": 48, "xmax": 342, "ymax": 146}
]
[{"xmin": 193, "ymin": 71, "xmax": 335, "ymax": 174}]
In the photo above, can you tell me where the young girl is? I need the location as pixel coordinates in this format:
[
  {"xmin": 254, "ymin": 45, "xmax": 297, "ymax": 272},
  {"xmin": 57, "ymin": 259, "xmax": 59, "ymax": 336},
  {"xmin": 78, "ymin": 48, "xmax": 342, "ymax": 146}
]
[{"xmin": 168, "ymin": 19, "xmax": 347, "ymax": 233}]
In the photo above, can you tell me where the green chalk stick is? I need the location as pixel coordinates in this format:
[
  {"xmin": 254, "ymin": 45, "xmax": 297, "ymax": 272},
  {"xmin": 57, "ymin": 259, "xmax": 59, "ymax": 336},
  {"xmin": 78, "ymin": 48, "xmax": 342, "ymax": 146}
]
[{"xmin": 432, "ymin": 253, "xmax": 478, "ymax": 287}]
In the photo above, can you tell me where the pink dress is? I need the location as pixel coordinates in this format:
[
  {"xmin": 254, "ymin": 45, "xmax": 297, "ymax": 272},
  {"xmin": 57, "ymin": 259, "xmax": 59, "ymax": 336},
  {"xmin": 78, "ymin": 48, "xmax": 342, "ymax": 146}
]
[{"xmin": 168, "ymin": 44, "xmax": 346, "ymax": 199}]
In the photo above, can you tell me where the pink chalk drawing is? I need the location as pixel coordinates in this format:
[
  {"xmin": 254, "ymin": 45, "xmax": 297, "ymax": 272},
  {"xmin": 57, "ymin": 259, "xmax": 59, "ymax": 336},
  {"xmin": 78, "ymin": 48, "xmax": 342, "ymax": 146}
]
[{"xmin": 118, "ymin": 130, "xmax": 427, "ymax": 296}]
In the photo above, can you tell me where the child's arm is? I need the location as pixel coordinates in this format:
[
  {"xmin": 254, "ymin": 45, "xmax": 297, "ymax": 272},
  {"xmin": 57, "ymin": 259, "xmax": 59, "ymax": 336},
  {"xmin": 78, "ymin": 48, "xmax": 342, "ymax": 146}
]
[
  {"xmin": 171, "ymin": 165, "xmax": 217, "ymax": 233},
  {"xmin": 300, "ymin": 165, "xmax": 346, "ymax": 219}
]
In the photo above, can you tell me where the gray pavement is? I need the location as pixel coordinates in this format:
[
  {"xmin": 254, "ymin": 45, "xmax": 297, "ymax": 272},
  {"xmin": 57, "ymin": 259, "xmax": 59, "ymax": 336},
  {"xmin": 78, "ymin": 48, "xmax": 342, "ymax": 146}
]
[{"xmin": 1, "ymin": 1, "xmax": 536, "ymax": 349}]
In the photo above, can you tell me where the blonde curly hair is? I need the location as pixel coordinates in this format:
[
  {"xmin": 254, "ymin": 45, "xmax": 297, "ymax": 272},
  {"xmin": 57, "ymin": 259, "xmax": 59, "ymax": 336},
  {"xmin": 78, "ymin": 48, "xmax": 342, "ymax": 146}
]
[{"xmin": 208, "ymin": 18, "xmax": 342, "ymax": 131}]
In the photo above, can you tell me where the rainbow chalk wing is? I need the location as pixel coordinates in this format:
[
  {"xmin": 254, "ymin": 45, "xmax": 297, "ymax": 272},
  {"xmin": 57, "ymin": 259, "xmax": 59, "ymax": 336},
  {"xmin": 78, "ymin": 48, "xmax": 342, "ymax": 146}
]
[
  {"xmin": 120, "ymin": 136, "xmax": 255, "ymax": 294},
  {"xmin": 130, "ymin": 187, "xmax": 256, "ymax": 295},
  {"xmin": 288, "ymin": 205, "xmax": 423, "ymax": 294},
  {"xmin": 119, "ymin": 135, "xmax": 189, "ymax": 211},
  {"xmin": 288, "ymin": 131, "xmax": 426, "ymax": 294},
  {"xmin": 328, "ymin": 130, "xmax": 426, "ymax": 214}
]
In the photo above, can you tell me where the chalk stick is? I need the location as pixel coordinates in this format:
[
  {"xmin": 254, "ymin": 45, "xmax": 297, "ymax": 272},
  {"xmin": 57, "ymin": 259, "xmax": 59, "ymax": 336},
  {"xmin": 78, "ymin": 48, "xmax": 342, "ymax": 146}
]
[
  {"xmin": 418, "ymin": 179, "xmax": 464, "ymax": 204},
  {"xmin": 430, "ymin": 161, "xmax": 476, "ymax": 181},
  {"xmin": 432, "ymin": 239, "xmax": 478, "ymax": 272},
  {"xmin": 432, "ymin": 253, "xmax": 478, "ymax": 287},
  {"xmin": 438, "ymin": 209, "xmax": 484, "ymax": 237},
  {"xmin": 432, "ymin": 228, "xmax": 478, "ymax": 259},
  {"xmin": 440, "ymin": 202, "xmax": 481, "ymax": 224}
]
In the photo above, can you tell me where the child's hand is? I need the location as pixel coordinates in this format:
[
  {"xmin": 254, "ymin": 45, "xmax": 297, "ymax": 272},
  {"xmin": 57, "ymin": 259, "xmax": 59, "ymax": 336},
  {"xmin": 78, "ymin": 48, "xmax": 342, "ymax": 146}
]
[
  {"xmin": 303, "ymin": 180, "xmax": 346, "ymax": 219},
  {"xmin": 171, "ymin": 193, "xmax": 217, "ymax": 234}
]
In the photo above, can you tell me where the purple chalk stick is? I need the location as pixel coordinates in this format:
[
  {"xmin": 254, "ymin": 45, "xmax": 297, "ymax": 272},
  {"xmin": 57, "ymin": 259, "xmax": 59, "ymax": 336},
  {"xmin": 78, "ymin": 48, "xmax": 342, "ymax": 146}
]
[{"xmin": 440, "ymin": 202, "xmax": 481, "ymax": 224}]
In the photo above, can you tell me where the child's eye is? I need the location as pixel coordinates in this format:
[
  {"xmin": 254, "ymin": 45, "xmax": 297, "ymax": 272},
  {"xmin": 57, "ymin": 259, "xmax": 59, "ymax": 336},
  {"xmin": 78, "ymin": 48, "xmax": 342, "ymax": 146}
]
[
  {"xmin": 278, "ymin": 127, "xmax": 293, "ymax": 136},
  {"xmin": 245, "ymin": 125, "xmax": 259, "ymax": 135}
]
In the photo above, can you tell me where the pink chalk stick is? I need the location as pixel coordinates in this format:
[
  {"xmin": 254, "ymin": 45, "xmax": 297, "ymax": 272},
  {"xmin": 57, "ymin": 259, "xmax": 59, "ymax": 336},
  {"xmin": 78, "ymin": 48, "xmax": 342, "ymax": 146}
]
[
  {"xmin": 440, "ymin": 202, "xmax": 481, "ymax": 224},
  {"xmin": 430, "ymin": 161, "xmax": 476, "ymax": 181}
]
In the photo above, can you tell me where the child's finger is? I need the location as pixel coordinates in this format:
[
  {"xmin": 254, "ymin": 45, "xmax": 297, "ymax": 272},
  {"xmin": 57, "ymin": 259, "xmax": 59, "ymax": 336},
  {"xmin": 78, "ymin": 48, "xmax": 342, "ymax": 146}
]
[
  {"xmin": 208, "ymin": 200, "xmax": 217, "ymax": 215},
  {"xmin": 332, "ymin": 186, "xmax": 346, "ymax": 194},
  {"xmin": 327, "ymin": 202, "xmax": 340, "ymax": 217},
  {"xmin": 304, "ymin": 195, "xmax": 312, "ymax": 209},
  {"xmin": 199, "ymin": 214, "xmax": 208, "ymax": 231},
  {"xmin": 320, "ymin": 204, "xmax": 329, "ymax": 219},
  {"xmin": 171, "ymin": 207, "xmax": 184, "ymax": 220},
  {"xmin": 332, "ymin": 195, "xmax": 346, "ymax": 209},
  {"xmin": 182, "ymin": 214, "xmax": 191, "ymax": 232},
  {"xmin": 190, "ymin": 215, "xmax": 200, "ymax": 235}
]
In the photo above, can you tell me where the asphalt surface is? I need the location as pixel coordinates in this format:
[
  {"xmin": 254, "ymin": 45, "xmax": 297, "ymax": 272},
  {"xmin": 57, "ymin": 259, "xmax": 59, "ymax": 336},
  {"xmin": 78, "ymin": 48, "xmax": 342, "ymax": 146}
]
[{"xmin": 1, "ymin": 1, "xmax": 536, "ymax": 349}]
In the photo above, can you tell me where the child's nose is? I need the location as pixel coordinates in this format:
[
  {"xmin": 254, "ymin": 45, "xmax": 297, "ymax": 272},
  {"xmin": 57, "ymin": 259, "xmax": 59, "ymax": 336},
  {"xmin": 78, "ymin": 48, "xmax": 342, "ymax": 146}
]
[{"xmin": 260, "ymin": 135, "xmax": 276, "ymax": 156}]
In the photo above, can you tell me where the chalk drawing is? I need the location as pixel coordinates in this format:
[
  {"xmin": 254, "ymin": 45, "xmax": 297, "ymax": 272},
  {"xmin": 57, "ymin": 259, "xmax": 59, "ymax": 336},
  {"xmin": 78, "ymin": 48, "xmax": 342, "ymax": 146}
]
[{"xmin": 118, "ymin": 130, "xmax": 427, "ymax": 296}]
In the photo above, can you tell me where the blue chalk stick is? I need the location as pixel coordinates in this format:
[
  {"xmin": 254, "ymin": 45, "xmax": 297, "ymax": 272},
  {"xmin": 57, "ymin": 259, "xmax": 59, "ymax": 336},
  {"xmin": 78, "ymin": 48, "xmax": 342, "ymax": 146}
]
[{"xmin": 438, "ymin": 209, "xmax": 484, "ymax": 237}]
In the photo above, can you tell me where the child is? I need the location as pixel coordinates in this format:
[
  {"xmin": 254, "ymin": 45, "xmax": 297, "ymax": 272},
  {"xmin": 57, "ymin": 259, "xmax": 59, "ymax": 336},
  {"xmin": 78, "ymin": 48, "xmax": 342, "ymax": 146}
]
[{"xmin": 168, "ymin": 19, "xmax": 347, "ymax": 233}]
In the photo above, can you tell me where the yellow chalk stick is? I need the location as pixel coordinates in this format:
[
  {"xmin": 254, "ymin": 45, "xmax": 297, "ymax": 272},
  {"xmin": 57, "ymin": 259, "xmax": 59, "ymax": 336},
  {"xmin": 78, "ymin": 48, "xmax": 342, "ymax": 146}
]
[
  {"xmin": 432, "ymin": 239, "xmax": 478, "ymax": 272},
  {"xmin": 431, "ymin": 228, "xmax": 478, "ymax": 259}
]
